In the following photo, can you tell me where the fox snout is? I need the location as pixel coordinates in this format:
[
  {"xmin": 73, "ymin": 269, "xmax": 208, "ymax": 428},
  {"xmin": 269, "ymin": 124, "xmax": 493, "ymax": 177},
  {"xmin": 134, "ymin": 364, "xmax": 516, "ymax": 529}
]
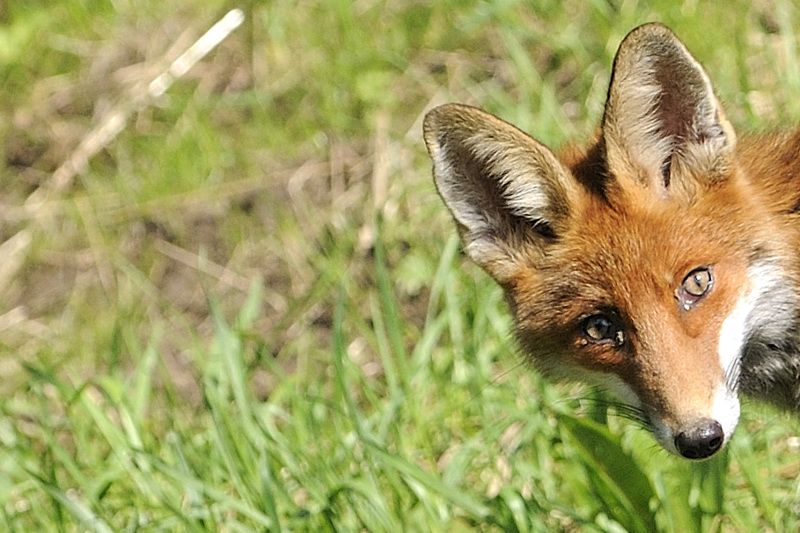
[
  {"xmin": 595, "ymin": 326, "xmax": 742, "ymax": 460},
  {"xmin": 673, "ymin": 419, "xmax": 725, "ymax": 460},
  {"xmin": 642, "ymin": 382, "xmax": 740, "ymax": 460}
]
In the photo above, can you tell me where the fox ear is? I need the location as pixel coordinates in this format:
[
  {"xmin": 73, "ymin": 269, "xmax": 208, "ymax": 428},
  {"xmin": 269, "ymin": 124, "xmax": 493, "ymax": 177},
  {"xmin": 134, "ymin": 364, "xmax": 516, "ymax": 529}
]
[
  {"xmin": 602, "ymin": 23, "xmax": 736, "ymax": 194},
  {"xmin": 423, "ymin": 104, "xmax": 575, "ymax": 283}
]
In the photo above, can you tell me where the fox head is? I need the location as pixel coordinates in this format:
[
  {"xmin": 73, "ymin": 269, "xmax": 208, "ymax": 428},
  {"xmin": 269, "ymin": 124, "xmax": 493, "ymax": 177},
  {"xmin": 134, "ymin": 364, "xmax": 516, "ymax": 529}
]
[{"xmin": 424, "ymin": 23, "xmax": 797, "ymax": 459}]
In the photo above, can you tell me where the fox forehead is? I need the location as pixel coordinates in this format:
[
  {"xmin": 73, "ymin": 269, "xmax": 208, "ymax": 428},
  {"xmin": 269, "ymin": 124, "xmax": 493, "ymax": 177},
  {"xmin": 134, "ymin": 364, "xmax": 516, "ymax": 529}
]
[
  {"xmin": 545, "ymin": 195, "xmax": 742, "ymax": 293},
  {"xmin": 508, "ymin": 187, "xmax": 754, "ymax": 355}
]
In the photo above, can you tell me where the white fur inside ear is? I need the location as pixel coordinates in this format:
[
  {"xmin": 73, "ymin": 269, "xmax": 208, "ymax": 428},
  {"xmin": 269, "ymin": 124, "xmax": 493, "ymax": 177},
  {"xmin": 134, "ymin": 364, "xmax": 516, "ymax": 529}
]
[
  {"xmin": 605, "ymin": 76, "xmax": 674, "ymax": 187},
  {"xmin": 430, "ymin": 148, "xmax": 489, "ymax": 233},
  {"xmin": 469, "ymin": 142, "xmax": 557, "ymax": 222}
]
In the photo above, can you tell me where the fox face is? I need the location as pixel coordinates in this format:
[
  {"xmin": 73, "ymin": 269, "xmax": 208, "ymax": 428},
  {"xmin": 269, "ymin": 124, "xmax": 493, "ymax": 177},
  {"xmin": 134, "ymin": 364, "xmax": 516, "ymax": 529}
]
[{"xmin": 424, "ymin": 23, "xmax": 800, "ymax": 459}]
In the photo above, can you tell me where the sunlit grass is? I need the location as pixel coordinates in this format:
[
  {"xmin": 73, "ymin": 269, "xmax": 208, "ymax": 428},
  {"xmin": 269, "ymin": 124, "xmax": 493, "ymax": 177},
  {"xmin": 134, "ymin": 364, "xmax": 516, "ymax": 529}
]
[{"xmin": 1, "ymin": 0, "xmax": 799, "ymax": 530}]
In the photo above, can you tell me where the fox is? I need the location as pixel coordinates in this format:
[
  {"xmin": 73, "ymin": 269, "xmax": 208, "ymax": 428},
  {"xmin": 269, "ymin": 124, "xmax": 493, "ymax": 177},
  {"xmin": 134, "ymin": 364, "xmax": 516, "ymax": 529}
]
[{"xmin": 423, "ymin": 22, "xmax": 800, "ymax": 460}]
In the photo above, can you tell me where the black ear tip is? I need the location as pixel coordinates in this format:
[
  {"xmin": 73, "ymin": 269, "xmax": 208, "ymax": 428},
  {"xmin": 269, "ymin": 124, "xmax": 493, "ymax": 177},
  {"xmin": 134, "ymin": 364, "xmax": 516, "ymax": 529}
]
[
  {"xmin": 422, "ymin": 105, "xmax": 449, "ymax": 134},
  {"xmin": 626, "ymin": 22, "xmax": 677, "ymax": 40},
  {"xmin": 615, "ymin": 22, "xmax": 685, "ymax": 63}
]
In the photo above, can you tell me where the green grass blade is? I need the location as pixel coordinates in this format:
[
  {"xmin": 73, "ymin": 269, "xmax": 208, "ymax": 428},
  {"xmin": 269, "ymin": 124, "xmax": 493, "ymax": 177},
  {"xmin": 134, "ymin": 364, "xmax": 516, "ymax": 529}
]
[
  {"xmin": 559, "ymin": 413, "xmax": 657, "ymax": 532},
  {"xmin": 28, "ymin": 473, "xmax": 115, "ymax": 533}
]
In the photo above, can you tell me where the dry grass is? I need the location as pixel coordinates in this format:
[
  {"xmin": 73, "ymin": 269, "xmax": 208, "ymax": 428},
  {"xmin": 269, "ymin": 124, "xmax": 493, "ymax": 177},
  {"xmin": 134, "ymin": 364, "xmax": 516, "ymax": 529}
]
[{"xmin": 2, "ymin": 0, "xmax": 800, "ymax": 530}]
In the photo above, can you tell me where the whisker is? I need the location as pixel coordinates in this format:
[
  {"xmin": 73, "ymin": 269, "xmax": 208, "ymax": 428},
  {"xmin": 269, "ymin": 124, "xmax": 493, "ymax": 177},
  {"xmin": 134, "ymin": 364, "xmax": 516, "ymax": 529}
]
[{"xmin": 577, "ymin": 389, "xmax": 650, "ymax": 427}]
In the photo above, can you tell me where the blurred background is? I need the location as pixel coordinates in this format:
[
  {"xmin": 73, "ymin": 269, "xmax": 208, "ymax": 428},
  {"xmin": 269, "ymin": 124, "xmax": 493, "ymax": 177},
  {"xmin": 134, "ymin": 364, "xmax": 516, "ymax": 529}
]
[{"xmin": 1, "ymin": 0, "xmax": 799, "ymax": 530}]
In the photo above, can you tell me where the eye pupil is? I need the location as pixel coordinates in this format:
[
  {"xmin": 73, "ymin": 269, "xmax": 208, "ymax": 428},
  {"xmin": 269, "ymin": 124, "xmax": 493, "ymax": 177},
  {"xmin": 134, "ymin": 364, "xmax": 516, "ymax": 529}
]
[
  {"xmin": 681, "ymin": 268, "xmax": 712, "ymax": 298},
  {"xmin": 677, "ymin": 267, "xmax": 713, "ymax": 310},
  {"xmin": 583, "ymin": 314, "xmax": 624, "ymax": 346},
  {"xmin": 586, "ymin": 317, "xmax": 609, "ymax": 339}
]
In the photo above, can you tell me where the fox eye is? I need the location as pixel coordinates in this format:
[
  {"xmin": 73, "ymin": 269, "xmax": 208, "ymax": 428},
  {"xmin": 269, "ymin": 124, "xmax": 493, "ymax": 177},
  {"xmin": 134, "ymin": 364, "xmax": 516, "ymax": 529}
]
[
  {"xmin": 677, "ymin": 267, "xmax": 713, "ymax": 310},
  {"xmin": 582, "ymin": 314, "xmax": 625, "ymax": 347}
]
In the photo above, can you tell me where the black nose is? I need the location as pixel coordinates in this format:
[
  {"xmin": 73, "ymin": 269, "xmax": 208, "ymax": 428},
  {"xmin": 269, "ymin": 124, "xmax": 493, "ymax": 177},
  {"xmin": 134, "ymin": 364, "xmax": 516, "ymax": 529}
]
[{"xmin": 674, "ymin": 419, "xmax": 724, "ymax": 460}]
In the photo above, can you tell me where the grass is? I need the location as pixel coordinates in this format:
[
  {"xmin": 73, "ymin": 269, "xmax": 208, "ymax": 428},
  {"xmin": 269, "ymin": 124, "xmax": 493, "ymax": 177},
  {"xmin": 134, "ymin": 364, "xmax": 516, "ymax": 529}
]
[{"xmin": 1, "ymin": 0, "xmax": 800, "ymax": 531}]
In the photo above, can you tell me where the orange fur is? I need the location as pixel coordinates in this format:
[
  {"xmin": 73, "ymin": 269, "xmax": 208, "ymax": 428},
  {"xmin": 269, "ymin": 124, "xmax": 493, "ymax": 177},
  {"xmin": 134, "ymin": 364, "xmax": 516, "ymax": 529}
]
[{"xmin": 424, "ymin": 23, "xmax": 800, "ymax": 459}]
